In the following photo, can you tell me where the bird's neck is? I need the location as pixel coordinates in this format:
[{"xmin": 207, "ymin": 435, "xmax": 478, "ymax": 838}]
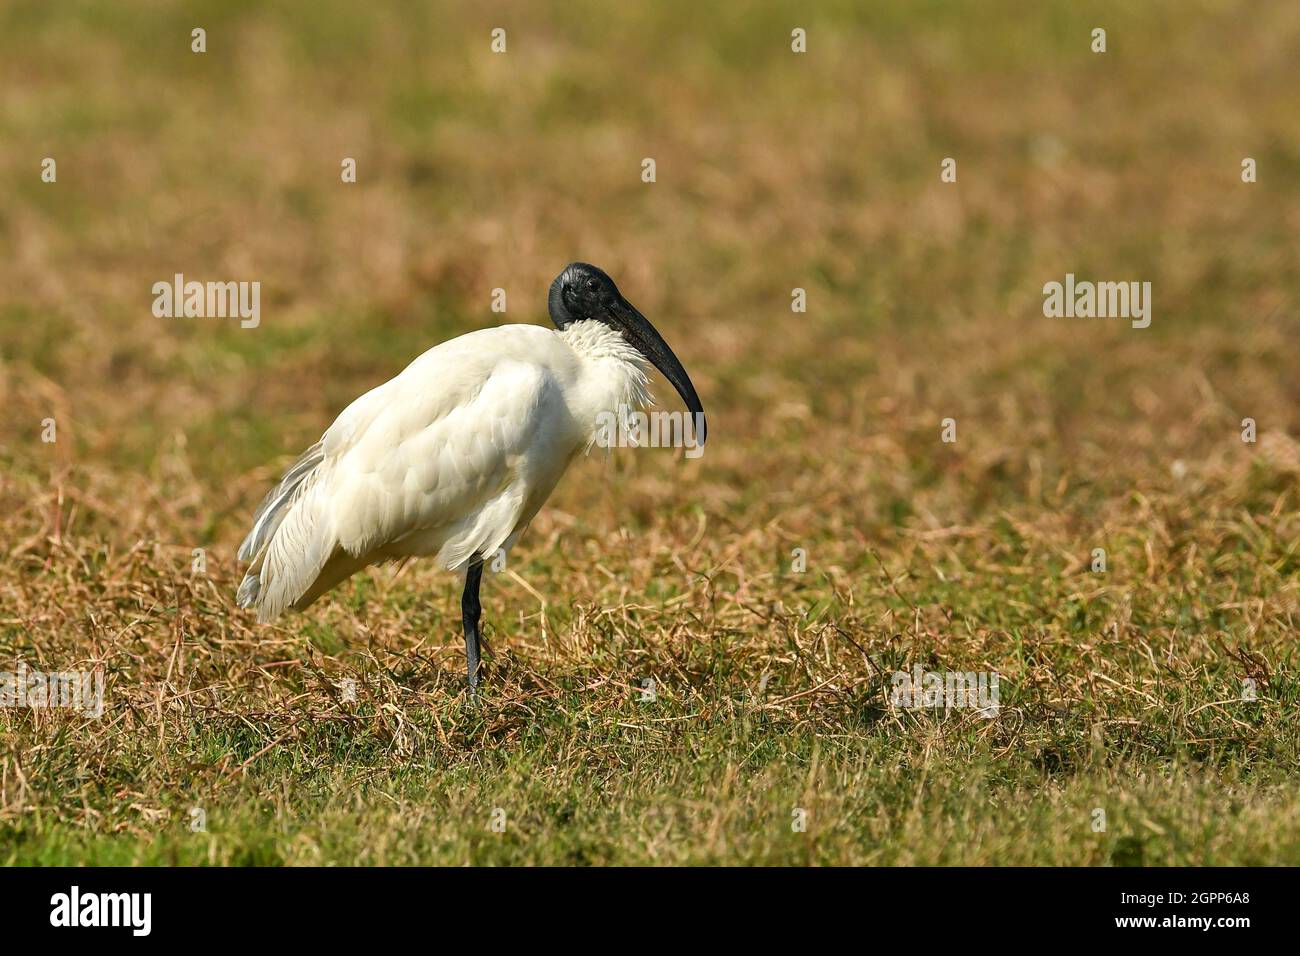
[
  {"xmin": 558, "ymin": 319, "xmax": 641, "ymax": 364},
  {"xmin": 558, "ymin": 320, "xmax": 653, "ymax": 427}
]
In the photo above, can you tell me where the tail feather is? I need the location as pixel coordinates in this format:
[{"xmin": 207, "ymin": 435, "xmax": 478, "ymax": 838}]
[
  {"xmin": 288, "ymin": 549, "xmax": 374, "ymax": 613},
  {"xmin": 236, "ymin": 443, "xmax": 338, "ymax": 621},
  {"xmin": 238, "ymin": 443, "xmax": 324, "ymax": 562}
]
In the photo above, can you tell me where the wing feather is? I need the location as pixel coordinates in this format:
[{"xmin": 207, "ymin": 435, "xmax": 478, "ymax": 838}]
[{"xmin": 236, "ymin": 325, "xmax": 575, "ymax": 621}]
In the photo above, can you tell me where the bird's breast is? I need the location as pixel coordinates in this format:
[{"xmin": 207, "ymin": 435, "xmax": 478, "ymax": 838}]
[{"xmin": 557, "ymin": 321, "xmax": 653, "ymax": 445}]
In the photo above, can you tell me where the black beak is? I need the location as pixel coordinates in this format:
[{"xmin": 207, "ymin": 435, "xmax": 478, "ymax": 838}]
[{"xmin": 612, "ymin": 299, "xmax": 707, "ymax": 447}]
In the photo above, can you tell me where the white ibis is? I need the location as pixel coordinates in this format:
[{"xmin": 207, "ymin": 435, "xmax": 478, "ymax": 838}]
[{"xmin": 236, "ymin": 263, "xmax": 706, "ymax": 697}]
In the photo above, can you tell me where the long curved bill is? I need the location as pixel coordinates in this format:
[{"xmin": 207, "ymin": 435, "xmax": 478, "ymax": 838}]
[{"xmin": 613, "ymin": 300, "xmax": 708, "ymax": 449}]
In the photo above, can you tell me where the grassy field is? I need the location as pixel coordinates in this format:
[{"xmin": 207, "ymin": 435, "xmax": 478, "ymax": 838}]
[{"xmin": 2, "ymin": 0, "xmax": 1299, "ymax": 865}]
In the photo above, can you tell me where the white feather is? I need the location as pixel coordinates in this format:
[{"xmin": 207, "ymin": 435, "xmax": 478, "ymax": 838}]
[{"xmin": 236, "ymin": 321, "xmax": 650, "ymax": 621}]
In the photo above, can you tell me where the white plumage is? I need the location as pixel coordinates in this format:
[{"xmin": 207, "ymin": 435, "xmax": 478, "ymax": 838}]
[
  {"xmin": 237, "ymin": 320, "xmax": 650, "ymax": 621},
  {"xmin": 236, "ymin": 262, "xmax": 705, "ymax": 696}
]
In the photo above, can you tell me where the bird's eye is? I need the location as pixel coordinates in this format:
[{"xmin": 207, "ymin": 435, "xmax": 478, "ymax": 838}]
[{"xmin": 587, "ymin": 280, "xmax": 598, "ymax": 292}]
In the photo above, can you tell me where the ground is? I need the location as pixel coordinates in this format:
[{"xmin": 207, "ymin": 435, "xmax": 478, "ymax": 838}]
[{"xmin": 1, "ymin": 0, "xmax": 1298, "ymax": 865}]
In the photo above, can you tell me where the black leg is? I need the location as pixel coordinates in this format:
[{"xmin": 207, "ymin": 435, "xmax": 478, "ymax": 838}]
[{"xmin": 462, "ymin": 560, "xmax": 484, "ymax": 699}]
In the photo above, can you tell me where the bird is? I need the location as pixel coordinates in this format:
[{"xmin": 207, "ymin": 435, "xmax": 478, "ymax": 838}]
[{"xmin": 235, "ymin": 262, "xmax": 706, "ymax": 698}]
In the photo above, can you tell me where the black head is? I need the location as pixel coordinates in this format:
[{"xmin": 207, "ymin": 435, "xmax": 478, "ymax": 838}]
[
  {"xmin": 548, "ymin": 261, "xmax": 707, "ymax": 446},
  {"xmin": 548, "ymin": 262, "xmax": 623, "ymax": 329}
]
